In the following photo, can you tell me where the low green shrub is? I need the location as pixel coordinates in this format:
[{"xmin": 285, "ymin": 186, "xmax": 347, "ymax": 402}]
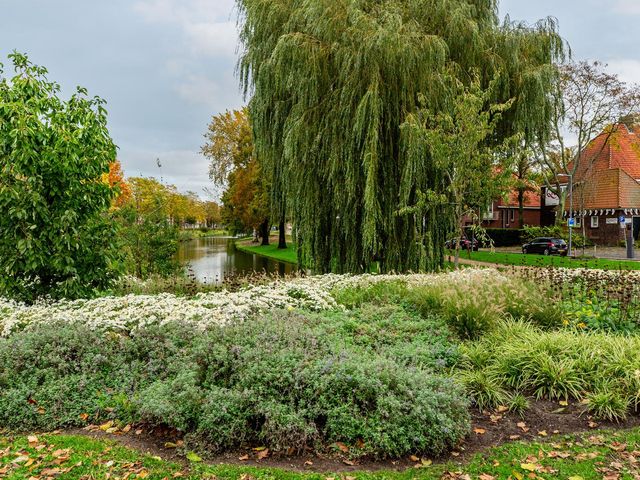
[{"xmin": 0, "ymin": 305, "xmax": 469, "ymax": 459}]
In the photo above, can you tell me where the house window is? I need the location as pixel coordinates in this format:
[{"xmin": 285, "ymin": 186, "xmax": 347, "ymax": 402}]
[
  {"xmin": 510, "ymin": 209, "xmax": 515, "ymax": 222},
  {"xmin": 591, "ymin": 216, "xmax": 599, "ymax": 229},
  {"xmin": 483, "ymin": 203, "xmax": 494, "ymax": 221}
]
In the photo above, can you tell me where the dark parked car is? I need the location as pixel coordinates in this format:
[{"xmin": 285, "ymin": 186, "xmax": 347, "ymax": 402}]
[
  {"xmin": 522, "ymin": 237, "xmax": 568, "ymax": 256},
  {"xmin": 445, "ymin": 237, "xmax": 479, "ymax": 251}
]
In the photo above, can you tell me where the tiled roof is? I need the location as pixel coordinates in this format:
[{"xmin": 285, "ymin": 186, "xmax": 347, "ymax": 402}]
[
  {"xmin": 572, "ymin": 168, "xmax": 640, "ymax": 210},
  {"xmin": 573, "ymin": 124, "xmax": 640, "ymax": 180},
  {"xmin": 501, "ymin": 189, "xmax": 540, "ymax": 208}
]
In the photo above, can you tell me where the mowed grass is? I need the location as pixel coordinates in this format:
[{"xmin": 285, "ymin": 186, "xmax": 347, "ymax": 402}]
[
  {"xmin": 466, "ymin": 250, "xmax": 640, "ymax": 270},
  {"xmin": 3, "ymin": 430, "xmax": 640, "ymax": 479},
  {"xmin": 235, "ymin": 242, "xmax": 299, "ymax": 265}
]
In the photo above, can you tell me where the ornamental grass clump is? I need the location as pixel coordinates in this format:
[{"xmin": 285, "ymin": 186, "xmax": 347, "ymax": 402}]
[{"xmin": 457, "ymin": 320, "xmax": 640, "ymax": 420}]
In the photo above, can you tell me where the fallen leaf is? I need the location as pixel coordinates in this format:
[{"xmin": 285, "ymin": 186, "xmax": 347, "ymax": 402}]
[
  {"xmin": 479, "ymin": 474, "xmax": 496, "ymax": 480},
  {"xmin": 256, "ymin": 449, "xmax": 269, "ymax": 460},
  {"xmin": 186, "ymin": 452, "xmax": 202, "ymax": 462},
  {"xmin": 343, "ymin": 459, "xmax": 356, "ymax": 466},
  {"xmin": 334, "ymin": 442, "xmax": 349, "ymax": 453},
  {"xmin": 99, "ymin": 421, "xmax": 114, "ymax": 431},
  {"xmin": 509, "ymin": 435, "xmax": 521, "ymax": 440},
  {"xmin": 537, "ymin": 430, "xmax": 547, "ymax": 437},
  {"xmin": 409, "ymin": 455, "xmax": 419, "ymax": 462},
  {"xmin": 79, "ymin": 413, "xmax": 89, "ymax": 421},
  {"xmin": 164, "ymin": 442, "xmax": 178, "ymax": 449},
  {"xmin": 239, "ymin": 455, "xmax": 249, "ymax": 461},
  {"xmin": 27, "ymin": 435, "xmax": 38, "ymax": 446},
  {"xmin": 520, "ymin": 463, "xmax": 538, "ymax": 472},
  {"xmin": 474, "ymin": 428, "xmax": 486, "ymax": 435}
]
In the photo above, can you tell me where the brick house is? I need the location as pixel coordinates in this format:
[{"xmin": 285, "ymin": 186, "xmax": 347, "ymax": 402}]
[
  {"xmin": 481, "ymin": 189, "xmax": 544, "ymax": 229},
  {"xmin": 557, "ymin": 124, "xmax": 640, "ymax": 245}
]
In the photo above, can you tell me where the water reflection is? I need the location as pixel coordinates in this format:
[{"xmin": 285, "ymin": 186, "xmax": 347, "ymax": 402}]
[{"xmin": 177, "ymin": 236, "xmax": 297, "ymax": 283}]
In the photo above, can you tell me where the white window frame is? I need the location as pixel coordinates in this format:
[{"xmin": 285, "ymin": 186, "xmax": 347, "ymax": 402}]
[
  {"xmin": 483, "ymin": 203, "xmax": 494, "ymax": 221},
  {"xmin": 591, "ymin": 216, "xmax": 599, "ymax": 229}
]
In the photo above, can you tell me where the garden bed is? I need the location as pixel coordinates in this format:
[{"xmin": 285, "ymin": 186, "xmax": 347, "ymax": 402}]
[{"xmin": 3, "ymin": 268, "xmax": 640, "ymax": 466}]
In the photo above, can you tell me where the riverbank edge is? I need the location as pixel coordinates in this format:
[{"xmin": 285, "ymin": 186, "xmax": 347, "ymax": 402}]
[{"xmin": 234, "ymin": 237, "xmax": 299, "ymax": 265}]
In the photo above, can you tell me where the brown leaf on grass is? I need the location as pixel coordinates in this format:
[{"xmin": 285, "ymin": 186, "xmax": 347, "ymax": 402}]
[
  {"xmin": 609, "ymin": 442, "xmax": 628, "ymax": 452},
  {"xmin": 479, "ymin": 474, "xmax": 496, "ymax": 480},
  {"xmin": 547, "ymin": 451, "xmax": 571, "ymax": 459},
  {"xmin": 27, "ymin": 435, "xmax": 38, "ymax": 446},
  {"xmin": 537, "ymin": 430, "xmax": 547, "ymax": 437},
  {"xmin": 256, "ymin": 449, "xmax": 269, "ymax": 460},
  {"xmin": 238, "ymin": 455, "xmax": 249, "ymax": 461},
  {"xmin": 496, "ymin": 405, "xmax": 509, "ymax": 413},
  {"xmin": 343, "ymin": 459, "xmax": 357, "ymax": 466},
  {"xmin": 516, "ymin": 422, "xmax": 529, "ymax": 433},
  {"xmin": 474, "ymin": 428, "xmax": 486, "ymax": 435},
  {"xmin": 509, "ymin": 435, "xmax": 521, "ymax": 440},
  {"xmin": 79, "ymin": 413, "xmax": 89, "ymax": 421},
  {"xmin": 409, "ymin": 455, "xmax": 419, "ymax": 462}
]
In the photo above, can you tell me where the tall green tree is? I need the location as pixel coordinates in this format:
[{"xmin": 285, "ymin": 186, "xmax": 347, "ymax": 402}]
[
  {"xmin": 0, "ymin": 53, "xmax": 119, "ymax": 300},
  {"xmin": 400, "ymin": 77, "xmax": 515, "ymax": 268},
  {"xmin": 237, "ymin": 0, "xmax": 563, "ymax": 273}
]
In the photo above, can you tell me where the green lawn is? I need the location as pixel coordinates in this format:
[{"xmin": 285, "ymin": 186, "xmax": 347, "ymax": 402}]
[
  {"xmin": 235, "ymin": 242, "xmax": 299, "ymax": 265},
  {"xmin": 2, "ymin": 430, "xmax": 639, "ymax": 479},
  {"xmin": 465, "ymin": 250, "xmax": 640, "ymax": 270}
]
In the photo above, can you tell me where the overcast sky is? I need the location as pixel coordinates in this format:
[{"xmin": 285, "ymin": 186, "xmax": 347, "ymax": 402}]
[{"xmin": 2, "ymin": 0, "xmax": 640, "ymax": 197}]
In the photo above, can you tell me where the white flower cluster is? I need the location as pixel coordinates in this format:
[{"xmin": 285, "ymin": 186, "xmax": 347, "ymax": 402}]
[
  {"xmin": 0, "ymin": 280, "xmax": 340, "ymax": 337},
  {"xmin": 0, "ymin": 269, "xmax": 511, "ymax": 337},
  {"xmin": 517, "ymin": 266, "xmax": 640, "ymax": 289}
]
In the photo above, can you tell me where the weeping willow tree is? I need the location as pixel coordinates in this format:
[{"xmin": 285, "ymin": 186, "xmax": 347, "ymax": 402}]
[{"xmin": 237, "ymin": 0, "xmax": 564, "ymax": 273}]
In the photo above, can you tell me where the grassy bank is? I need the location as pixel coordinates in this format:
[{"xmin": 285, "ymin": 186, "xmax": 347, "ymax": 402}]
[
  {"xmin": 464, "ymin": 250, "xmax": 640, "ymax": 270},
  {"xmin": 3, "ymin": 430, "xmax": 640, "ymax": 479},
  {"xmin": 235, "ymin": 241, "xmax": 299, "ymax": 265}
]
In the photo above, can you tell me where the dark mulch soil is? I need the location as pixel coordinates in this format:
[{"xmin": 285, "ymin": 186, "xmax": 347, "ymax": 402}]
[{"xmin": 66, "ymin": 399, "xmax": 640, "ymax": 473}]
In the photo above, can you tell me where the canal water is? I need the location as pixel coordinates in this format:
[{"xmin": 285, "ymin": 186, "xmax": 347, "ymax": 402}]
[{"xmin": 177, "ymin": 236, "xmax": 297, "ymax": 283}]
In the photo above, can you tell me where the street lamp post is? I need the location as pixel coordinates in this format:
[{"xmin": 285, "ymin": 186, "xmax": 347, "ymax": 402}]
[{"xmin": 568, "ymin": 173, "xmax": 573, "ymax": 258}]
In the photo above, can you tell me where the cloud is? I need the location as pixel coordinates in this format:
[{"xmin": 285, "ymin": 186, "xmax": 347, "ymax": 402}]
[
  {"xmin": 123, "ymin": 148, "xmax": 215, "ymax": 198},
  {"xmin": 175, "ymin": 74, "xmax": 221, "ymax": 107},
  {"xmin": 614, "ymin": 0, "xmax": 640, "ymax": 15},
  {"xmin": 605, "ymin": 59, "xmax": 640, "ymax": 85},
  {"xmin": 133, "ymin": 0, "xmax": 238, "ymax": 58}
]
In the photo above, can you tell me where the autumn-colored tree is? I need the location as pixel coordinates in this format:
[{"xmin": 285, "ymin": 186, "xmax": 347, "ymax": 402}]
[
  {"xmin": 202, "ymin": 108, "xmax": 272, "ymax": 242},
  {"xmin": 102, "ymin": 160, "xmax": 131, "ymax": 208}
]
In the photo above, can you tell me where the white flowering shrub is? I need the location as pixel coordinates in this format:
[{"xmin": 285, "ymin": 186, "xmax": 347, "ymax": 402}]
[{"xmin": 0, "ymin": 269, "xmax": 518, "ymax": 337}]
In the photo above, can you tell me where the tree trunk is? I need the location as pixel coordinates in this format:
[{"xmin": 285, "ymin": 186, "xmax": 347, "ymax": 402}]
[
  {"xmin": 278, "ymin": 217, "xmax": 287, "ymax": 249},
  {"xmin": 260, "ymin": 219, "xmax": 270, "ymax": 246},
  {"xmin": 518, "ymin": 188, "xmax": 525, "ymax": 229}
]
